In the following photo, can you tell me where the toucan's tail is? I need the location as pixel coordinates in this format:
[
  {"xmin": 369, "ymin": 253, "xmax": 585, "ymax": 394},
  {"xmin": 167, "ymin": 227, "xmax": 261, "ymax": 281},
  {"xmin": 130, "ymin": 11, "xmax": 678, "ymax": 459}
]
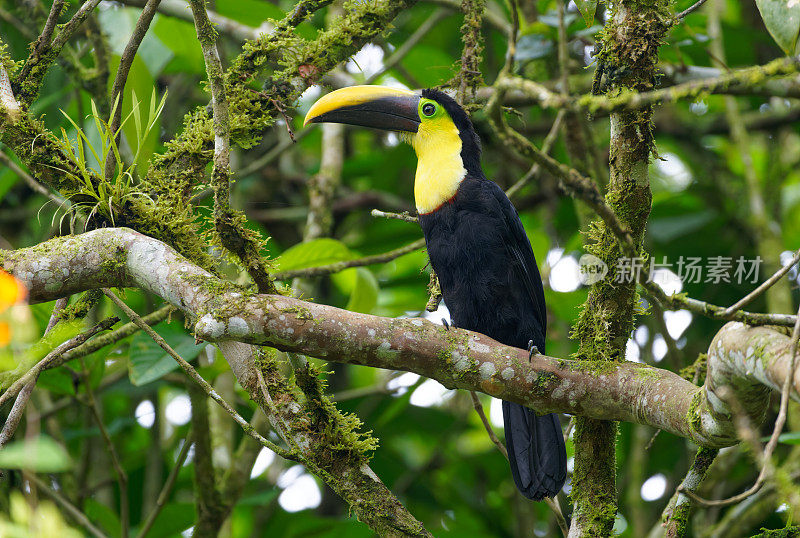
[{"xmin": 502, "ymin": 401, "xmax": 567, "ymax": 500}]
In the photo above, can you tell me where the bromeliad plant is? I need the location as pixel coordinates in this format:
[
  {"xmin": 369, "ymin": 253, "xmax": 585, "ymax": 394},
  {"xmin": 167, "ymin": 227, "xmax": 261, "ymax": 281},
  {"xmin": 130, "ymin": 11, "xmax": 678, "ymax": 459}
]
[{"xmin": 48, "ymin": 89, "xmax": 166, "ymax": 229}]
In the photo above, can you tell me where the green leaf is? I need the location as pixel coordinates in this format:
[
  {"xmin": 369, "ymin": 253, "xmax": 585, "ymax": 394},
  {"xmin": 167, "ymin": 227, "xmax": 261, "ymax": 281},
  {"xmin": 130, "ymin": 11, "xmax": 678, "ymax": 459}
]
[
  {"xmin": 214, "ymin": 0, "xmax": 284, "ymax": 25},
  {"xmin": 37, "ymin": 367, "xmax": 77, "ymax": 396},
  {"xmin": 275, "ymin": 238, "xmax": 354, "ymax": 273},
  {"xmin": 0, "ymin": 166, "xmax": 20, "ymax": 201},
  {"xmin": 515, "ymin": 35, "xmax": 554, "ymax": 61},
  {"xmin": 113, "ymin": 55, "xmax": 159, "ymax": 175},
  {"xmin": 767, "ymin": 431, "xmax": 800, "ymax": 444},
  {"xmin": 0, "ymin": 436, "xmax": 71, "ymax": 472},
  {"xmin": 755, "ymin": 0, "xmax": 800, "ymax": 54},
  {"xmin": 574, "ymin": 0, "xmax": 599, "ymax": 27},
  {"xmin": 153, "ymin": 17, "xmax": 206, "ymax": 75},
  {"xmin": 332, "ymin": 268, "xmax": 379, "ymax": 314},
  {"xmin": 648, "ymin": 211, "xmax": 715, "ymax": 243},
  {"xmin": 128, "ymin": 323, "xmax": 202, "ymax": 386},
  {"xmin": 84, "ymin": 498, "xmax": 121, "ymax": 537}
]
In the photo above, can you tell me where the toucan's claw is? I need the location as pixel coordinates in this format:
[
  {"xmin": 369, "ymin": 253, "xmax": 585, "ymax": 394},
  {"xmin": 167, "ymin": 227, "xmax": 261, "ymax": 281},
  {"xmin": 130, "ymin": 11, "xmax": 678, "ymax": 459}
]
[
  {"xmin": 527, "ymin": 340, "xmax": 540, "ymax": 362},
  {"xmin": 442, "ymin": 318, "xmax": 452, "ymax": 331}
]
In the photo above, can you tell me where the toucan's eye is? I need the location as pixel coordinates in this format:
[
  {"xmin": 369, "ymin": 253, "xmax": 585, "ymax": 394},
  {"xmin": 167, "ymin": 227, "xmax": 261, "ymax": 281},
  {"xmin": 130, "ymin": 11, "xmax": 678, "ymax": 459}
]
[{"xmin": 422, "ymin": 103, "xmax": 436, "ymax": 117}]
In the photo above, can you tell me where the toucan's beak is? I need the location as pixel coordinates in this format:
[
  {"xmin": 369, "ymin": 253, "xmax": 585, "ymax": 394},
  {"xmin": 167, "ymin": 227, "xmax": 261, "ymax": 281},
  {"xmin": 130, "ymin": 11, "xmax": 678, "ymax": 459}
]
[{"xmin": 304, "ymin": 86, "xmax": 421, "ymax": 133}]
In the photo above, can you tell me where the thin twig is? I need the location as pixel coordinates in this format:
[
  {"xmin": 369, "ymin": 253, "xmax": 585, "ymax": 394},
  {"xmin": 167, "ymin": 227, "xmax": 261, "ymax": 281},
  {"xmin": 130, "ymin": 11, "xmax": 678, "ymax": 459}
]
[
  {"xmin": 545, "ymin": 497, "xmax": 570, "ymax": 537},
  {"xmin": 677, "ymin": 0, "xmax": 709, "ymax": 20},
  {"xmin": 273, "ymin": 238, "xmax": 426, "ymax": 280},
  {"xmin": 723, "ymin": 249, "xmax": 800, "ymax": 316},
  {"xmin": 59, "ymin": 305, "xmax": 174, "ymax": 366},
  {"xmin": 27, "ymin": 473, "xmax": 107, "ymax": 538},
  {"xmin": 102, "ymin": 289, "xmax": 295, "ymax": 460},
  {"xmin": 46, "ymin": 298, "xmax": 70, "ymax": 333},
  {"xmin": 470, "ymin": 392, "xmax": 508, "ymax": 459},
  {"xmin": 505, "ymin": 109, "xmax": 566, "ymax": 199},
  {"xmin": 0, "ymin": 297, "xmax": 70, "ymax": 448},
  {"xmin": 370, "ymin": 209, "xmax": 419, "ymax": 223},
  {"xmin": 136, "ymin": 432, "xmax": 194, "ymax": 538},
  {"xmin": 505, "ymin": 0, "xmax": 519, "ymax": 73},
  {"xmin": 486, "ymin": 76, "xmax": 636, "ymax": 248},
  {"xmin": 105, "ymin": 0, "xmax": 161, "ymax": 180},
  {"xmin": 0, "ymin": 382, "xmax": 35, "ymax": 448},
  {"xmin": 556, "ymin": 0, "xmax": 569, "ymax": 95},
  {"xmin": 31, "ymin": 0, "xmax": 66, "ymax": 75},
  {"xmin": 51, "ymin": 0, "xmax": 103, "ymax": 51},
  {"xmin": 0, "ymin": 149, "xmax": 70, "ymax": 211},
  {"xmin": 681, "ymin": 301, "xmax": 800, "ymax": 507},
  {"xmin": 16, "ymin": 0, "xmax": 66, "ymax": 80},
  {"xmin": 255, "ymin": 367, "xmax": 301, "ymax": 455},
  {"xmin": 331, "ymin": 383, "xmax": 400, "ymax": 402},
  {"xmin": 489, "ymin": 72, "xmax": 799, "ymax": 328},
  {"xmin": 644, "ymin": 279, "xmax": 797, "ymax": 327},
  {"xmin": 0, "ymin": 317, "xmax": 118, "ymax": 408},
  {"xmin": 30, "ymin": 371, "xmax": 127, "ymax": 423}
]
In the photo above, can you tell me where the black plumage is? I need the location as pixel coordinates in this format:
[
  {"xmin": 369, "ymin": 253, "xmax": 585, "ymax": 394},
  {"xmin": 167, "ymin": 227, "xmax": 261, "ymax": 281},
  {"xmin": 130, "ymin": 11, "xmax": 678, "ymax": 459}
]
[{"xmin": 418, "ymin": 90, "xmax": 567, "ymax": 500}]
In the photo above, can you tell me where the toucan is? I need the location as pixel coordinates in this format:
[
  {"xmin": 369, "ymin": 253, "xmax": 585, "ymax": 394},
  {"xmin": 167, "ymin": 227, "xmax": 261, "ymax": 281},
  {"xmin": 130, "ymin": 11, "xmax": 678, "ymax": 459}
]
[{"xmin": 304, "ymin": 85, "xmax": 567, "ymax": 501}]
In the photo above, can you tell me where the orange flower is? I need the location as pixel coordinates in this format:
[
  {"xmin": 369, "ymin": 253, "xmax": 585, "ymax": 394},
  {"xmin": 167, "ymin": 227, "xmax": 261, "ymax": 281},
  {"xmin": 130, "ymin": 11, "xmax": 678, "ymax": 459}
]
[
  {"xmin": 0, "ymin": 269, "xmax": 26, "ymax": 347},
  {"xmin": 0, "ymin": 269, "xmax": 26, "ymax": 311}
]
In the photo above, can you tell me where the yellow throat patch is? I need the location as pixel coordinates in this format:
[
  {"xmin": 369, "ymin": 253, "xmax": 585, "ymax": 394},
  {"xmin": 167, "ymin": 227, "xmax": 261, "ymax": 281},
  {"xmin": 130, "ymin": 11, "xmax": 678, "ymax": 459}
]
[{"xmin": 409, "ymin": 111, "xmax": 466, "ymax": 215}]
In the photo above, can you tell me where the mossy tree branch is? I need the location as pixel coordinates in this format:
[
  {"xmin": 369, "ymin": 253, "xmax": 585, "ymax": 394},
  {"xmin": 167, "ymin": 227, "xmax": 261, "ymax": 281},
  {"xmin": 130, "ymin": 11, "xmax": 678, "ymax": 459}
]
[
  {"xmin": 189, "ymin": 0, "xmax": 278, "ymax": 294},
  {"xmin": 492, "ymin": 55, "xmax": 800, "ymax": 114},
  {"xmin": 4, "ymin": 229, "xmax": 800, "ymax": 451},
  {"xmin": 13, "ymin": 0, "xmax": 103, "ymax": 105},
  {"xmin": 455, "ymin": 0, "xmax": 485, "ymax": 105},
  {"xmin": 661, "ymin": 447, "xmax": 719, "ymax": 537}
]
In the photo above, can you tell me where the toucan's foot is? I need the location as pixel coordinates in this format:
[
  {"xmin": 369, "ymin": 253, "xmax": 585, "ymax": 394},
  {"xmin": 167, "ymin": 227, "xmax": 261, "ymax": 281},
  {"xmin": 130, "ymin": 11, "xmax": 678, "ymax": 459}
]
[
  {"xmin": 527, "ymin": 340, "xmax": 540, "ymax": 362},
  {"xmin": 442, "ymin": 318, "xmax": 456, "ymax": 331}
]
